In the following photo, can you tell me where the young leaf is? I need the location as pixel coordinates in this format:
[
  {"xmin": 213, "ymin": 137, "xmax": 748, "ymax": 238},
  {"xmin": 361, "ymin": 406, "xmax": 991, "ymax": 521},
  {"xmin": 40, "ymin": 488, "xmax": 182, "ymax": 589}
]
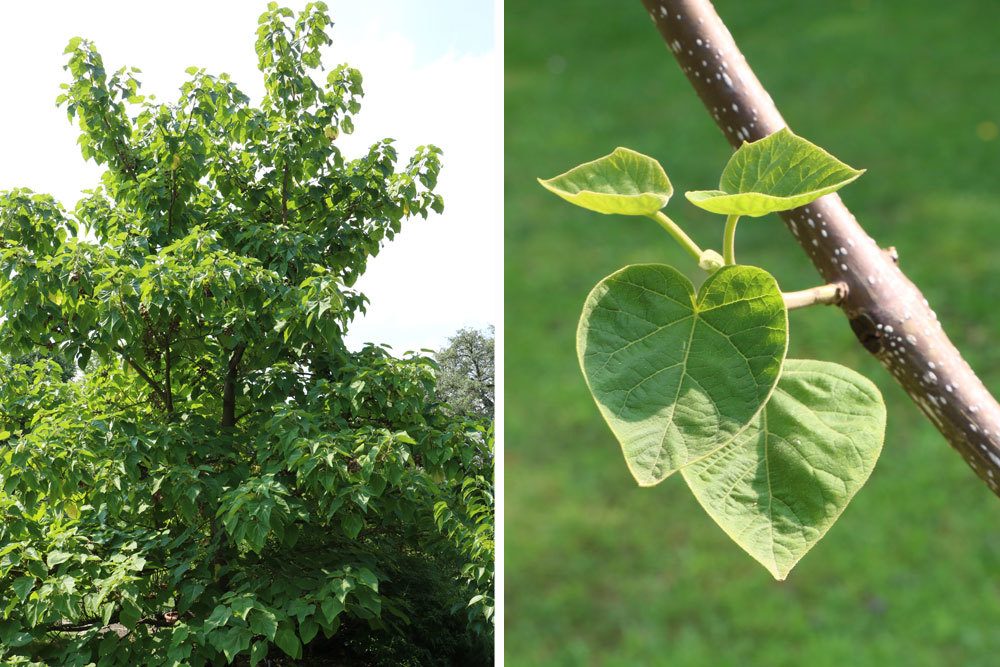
[
  {"xmin": 577, "ymin": 264, "xmax": 788, "ymax": 485},
  {"xmin": 682, "ymin": 359, "xmax": 886, "ymax": 580},
  {"xmin": 538, "ymin": 147, "xmax": 672, "ymax": 216},
  {"xmin": 685, "ymin": 128, "xmax": 864, "ymax": 217}
]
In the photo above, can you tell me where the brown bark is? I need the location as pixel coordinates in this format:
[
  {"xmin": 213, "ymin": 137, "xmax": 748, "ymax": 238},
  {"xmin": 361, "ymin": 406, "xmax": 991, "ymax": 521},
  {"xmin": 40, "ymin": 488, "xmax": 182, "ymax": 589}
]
[
  {"xmin": 641, "ymin": 0, "xmax": 1000, "ymax": 495},
  {"xmin": 221, "ymin": 343, "xmax": 247, "ymax": 428}
]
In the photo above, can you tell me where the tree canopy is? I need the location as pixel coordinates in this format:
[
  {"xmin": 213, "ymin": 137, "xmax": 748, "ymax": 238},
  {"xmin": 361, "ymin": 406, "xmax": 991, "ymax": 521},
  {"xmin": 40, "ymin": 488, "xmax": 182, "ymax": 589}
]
[{"xmin": 0, "ymin": 3, "xmax": 492, "ymax": 664}]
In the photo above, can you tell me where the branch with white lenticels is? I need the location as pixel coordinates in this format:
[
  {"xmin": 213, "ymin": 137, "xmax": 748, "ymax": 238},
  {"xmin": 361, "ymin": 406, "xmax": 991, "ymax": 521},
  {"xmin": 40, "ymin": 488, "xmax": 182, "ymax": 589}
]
[{"xmin": 641, "ymin": 0, "xmax": 1000, "ymax": 495}]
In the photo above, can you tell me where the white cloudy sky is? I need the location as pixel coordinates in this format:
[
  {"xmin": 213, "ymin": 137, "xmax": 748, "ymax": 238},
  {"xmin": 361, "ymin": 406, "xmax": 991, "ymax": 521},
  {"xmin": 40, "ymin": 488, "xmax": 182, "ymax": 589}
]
[{"xmin": 0, "ymin": 1, "xmax": 499, "ymax": 354}]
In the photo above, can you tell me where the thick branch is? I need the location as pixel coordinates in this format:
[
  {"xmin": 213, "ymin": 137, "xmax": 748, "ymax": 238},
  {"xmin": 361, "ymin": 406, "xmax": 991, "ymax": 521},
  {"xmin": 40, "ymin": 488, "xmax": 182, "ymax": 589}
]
[
  {"xmin": 221, "ymin": 343, "xmax": 247, "ymax": 428},
  {"xmin": 115, "ymin": 346, "xmax": 169, "ymax": 408},
  {"xmin": 642, "ymin": 0, "xmax": 1000, "ymax": 495},
  {"xmin": 47, "ymin": 612, "xmax": 180, "ymax": 634}
]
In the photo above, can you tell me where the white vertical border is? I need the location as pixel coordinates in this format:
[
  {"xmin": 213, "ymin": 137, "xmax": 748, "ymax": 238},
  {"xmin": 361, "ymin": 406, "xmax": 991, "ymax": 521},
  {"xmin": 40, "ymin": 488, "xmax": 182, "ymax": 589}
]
[{"xmin": 492, "ymin": 0, "xmax": 505, "ymax": 662}]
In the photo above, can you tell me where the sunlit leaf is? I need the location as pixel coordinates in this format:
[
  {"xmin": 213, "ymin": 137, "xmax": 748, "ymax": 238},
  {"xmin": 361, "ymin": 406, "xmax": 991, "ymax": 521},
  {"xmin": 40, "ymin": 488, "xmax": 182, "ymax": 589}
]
[
  {"xmin": 685, "ymin": 129, "xmax": 864, "ymax": 216},
  {"xmin": 577, "ymin": 264, "xmax": 787, "ymax": 485},
  {"xmin": 683, "ymin": 360, "xmax": 885, "ymax": 579},
  {"xmin": 538, "ymin": 147, "xmax": 672, "ymax": 216}
]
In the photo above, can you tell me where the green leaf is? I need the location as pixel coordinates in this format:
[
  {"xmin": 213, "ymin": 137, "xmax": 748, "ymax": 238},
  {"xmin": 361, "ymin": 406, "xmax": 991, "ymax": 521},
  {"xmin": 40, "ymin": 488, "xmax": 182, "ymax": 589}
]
[
  {"xmin": 319, "ymin": 596, "xmax": 343, "ymax": 627},
  {"xmin": 118, "ymin": 600, "xmax": 140, "ymax": 628},
  {"xmin": 355, "ymin": 567, "xmax": 378, "ymax": 591},
  {"xmin": 299, "ymin": 617, "xmax": 319, "ymax": 645},
  {"xmin": 286, "ymin": 598, "xmax": 314, "ymax": 624},
  {"xmin": 538, "ymin": 147, "xmax": 672, "ymax": 216},
  {"xmin": 46, "ymin": 550, "xmax": 72, "ymax": 569},
  {"xmin": 250, "ymin": 640, "xmax": 268, "ymax": 667},
  {"xmin": 577, "ymin": 264, "xmax": 787, "ymax": 485},
  {"xmin": 248, "ymin": 608, "xmax": 278, "ymax": 641},
  {"xmin": 274, "ymin": 622, "xmax": 302, "ymax": 659},
  {"xmin": 230, "ymin": 596, "xmax": 254, "ymax": 621},
  {"xmin": 204, "ymin": 604, "xmax": 231, "ymax": 631},
  {"xmin": 12, "ymin": 576, "xmax": 35, "ymax": 603},
  {"xmin": 682, "ymin": 359, "xmax": 886, "ymax": 579},
  {"xmin": 213, "ymin": 627, "xmax": 252, "ymax": 662},
  {"xmin": 685, "ymin": 128, "xmax": 864, "ymax": 217},
  {"xmin": 341, "ymin": 513, "xmax": 363, "ymax": 539}
]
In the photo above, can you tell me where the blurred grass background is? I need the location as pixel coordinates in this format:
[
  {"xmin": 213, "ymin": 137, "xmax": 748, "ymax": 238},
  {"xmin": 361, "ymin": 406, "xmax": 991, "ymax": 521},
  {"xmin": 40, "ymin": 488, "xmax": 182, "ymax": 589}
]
[{"xmin": 504, "ymin": 1, "xmax": 1000, "ymax": 665}]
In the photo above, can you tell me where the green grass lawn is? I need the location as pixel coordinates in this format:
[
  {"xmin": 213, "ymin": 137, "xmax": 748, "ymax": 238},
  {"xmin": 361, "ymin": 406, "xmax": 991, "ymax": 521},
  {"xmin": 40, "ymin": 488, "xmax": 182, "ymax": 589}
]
[{"xmin": 504, "ymin": 1, "xmax": 1000, "ymax": 664}]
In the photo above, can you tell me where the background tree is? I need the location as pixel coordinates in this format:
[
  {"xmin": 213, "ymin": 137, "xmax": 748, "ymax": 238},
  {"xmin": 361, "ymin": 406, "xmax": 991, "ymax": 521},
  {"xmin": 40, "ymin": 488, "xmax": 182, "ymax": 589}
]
[
  {"xmin": 0, "ymin": 3, "xmax": 492, "ymax": 665},
  {"xmin": 435, "ymin": 326, "xmax": 495, "ymax": 421}
]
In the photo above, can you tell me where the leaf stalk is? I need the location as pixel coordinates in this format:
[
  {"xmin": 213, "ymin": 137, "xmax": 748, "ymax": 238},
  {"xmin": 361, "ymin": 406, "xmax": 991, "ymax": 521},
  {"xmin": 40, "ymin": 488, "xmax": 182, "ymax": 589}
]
[
  {"xmin": 648, "ymin": 211, "xmax": 703, "ymax": 261},
  {"xmin": 723, "ymin": 214, "xmax": 740, "ymax": 265}
]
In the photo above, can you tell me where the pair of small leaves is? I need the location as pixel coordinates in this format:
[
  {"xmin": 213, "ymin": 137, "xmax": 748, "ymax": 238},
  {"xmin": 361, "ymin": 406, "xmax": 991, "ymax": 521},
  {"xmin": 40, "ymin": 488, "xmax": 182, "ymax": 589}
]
[
  {"xmin": 577, "ymin": 264, "xmax": 885, "ymax": 579},
  {"xmin": 538, "ymin": 128, "xmax": 863, "ymax": 218}
]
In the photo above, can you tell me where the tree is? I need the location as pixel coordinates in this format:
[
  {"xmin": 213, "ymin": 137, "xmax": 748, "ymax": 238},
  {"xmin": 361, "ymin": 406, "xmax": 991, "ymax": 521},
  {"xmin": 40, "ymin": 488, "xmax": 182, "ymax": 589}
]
[
  {"xmin": 435, "ymin": 326, "xmax": 495, "ymax": 421},
  {"xmin": 0, "ymin": 3, "xmax": 491, "ymax": 664}
]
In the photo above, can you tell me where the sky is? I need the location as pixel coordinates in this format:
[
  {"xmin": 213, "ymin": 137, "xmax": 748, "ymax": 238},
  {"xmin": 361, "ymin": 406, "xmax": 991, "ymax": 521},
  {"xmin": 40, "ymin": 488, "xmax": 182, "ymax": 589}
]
[{"xmin": 0, "ymin": 0, "xmax": 499, "ymax": 354}]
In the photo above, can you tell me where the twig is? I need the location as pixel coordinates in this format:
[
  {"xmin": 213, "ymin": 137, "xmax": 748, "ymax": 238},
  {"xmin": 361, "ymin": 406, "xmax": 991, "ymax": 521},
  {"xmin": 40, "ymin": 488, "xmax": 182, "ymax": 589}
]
[
  {"xmin": 783, "ymin": 283, "xmax": 846, "ymax": 311},
  {"xmin": 642, "ymin": 0, "xmax": 1000, "ymax": 495}
]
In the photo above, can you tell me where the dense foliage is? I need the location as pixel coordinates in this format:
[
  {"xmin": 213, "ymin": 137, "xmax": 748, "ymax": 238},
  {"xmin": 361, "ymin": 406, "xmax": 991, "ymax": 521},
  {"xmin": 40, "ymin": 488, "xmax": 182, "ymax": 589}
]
[{"xmin": 0, "ymin": 3, "xmax": 492, "ymax": 665}]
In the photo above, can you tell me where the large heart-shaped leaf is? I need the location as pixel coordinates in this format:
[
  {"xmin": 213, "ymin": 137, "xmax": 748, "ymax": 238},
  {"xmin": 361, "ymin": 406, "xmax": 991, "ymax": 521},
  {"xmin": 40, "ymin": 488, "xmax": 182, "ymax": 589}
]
[
  {"xmin": 682, "ymin": 359, "xmax": 886, "ymax": 580},
  {"xmin": 578, "ymin": 264, "xmax": 787, "ymax": 485},
  {"xmin": 538, "ymin": 147, "xmax": 672, "ymax": 216},
  {"xmin": 685, "ymin": 128, "xmax": 864, "ymax": 217}
]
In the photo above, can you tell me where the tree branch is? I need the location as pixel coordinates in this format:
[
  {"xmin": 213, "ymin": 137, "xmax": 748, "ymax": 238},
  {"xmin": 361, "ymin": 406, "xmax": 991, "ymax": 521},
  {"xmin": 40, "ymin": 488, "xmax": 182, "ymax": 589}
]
[
  {"xmin": 642, "ymin": 0, "xmax": 1000, "ymax": 495},
  {"xmin": 115, "ymin": 346, "xmax": 169, "ymax": 408},
  {"xmin": 783, "ymin": 283, "xmax": 846, "ymax": 311},
  {"xmin": 221, "ymin": 343, "xmax": 247, "ymax": 428},
  {"xmin": 46, "ymin": 612, "xmax": 180, "ymax": 634}
]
